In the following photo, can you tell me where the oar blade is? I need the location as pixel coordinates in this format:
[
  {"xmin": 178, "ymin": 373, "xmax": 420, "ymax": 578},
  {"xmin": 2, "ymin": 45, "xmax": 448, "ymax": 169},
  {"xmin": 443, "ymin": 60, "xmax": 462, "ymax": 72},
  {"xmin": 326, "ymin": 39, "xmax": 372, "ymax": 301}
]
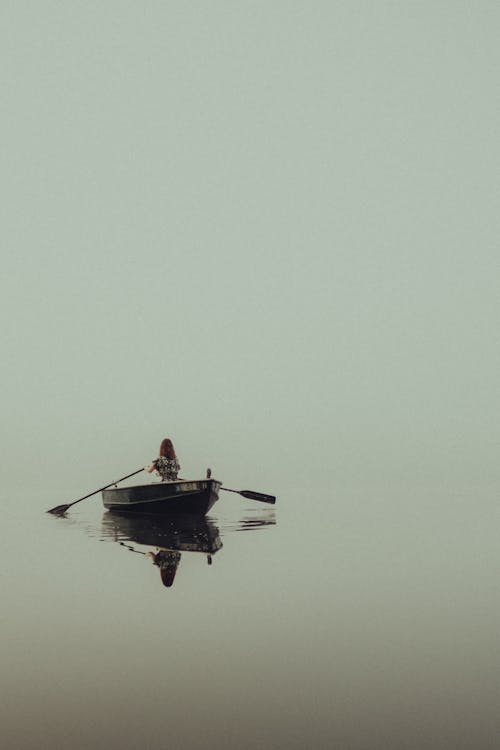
[
  {"xmin": 239, "ymin": 490, "xmax": 276, "ymax": 504},
  {"xmin": 47, "ymin": 504, "xmax": 70, "ymax": 515}
]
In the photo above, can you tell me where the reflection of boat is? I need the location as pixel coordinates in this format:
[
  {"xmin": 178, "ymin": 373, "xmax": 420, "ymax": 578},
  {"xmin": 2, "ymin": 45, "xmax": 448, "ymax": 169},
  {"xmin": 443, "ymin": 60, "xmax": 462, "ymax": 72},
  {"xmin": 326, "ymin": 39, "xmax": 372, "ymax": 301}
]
[
  {"xmin": 101, "ymin": 478, "xmax": 221, "ymax": 515},
  {"xmin": 101, "ymin": 511, "xmax": 223, "ymax": 555},
  {"xmin": 102, "ymin": 512, "xmax": 223, "ymax": 588}
]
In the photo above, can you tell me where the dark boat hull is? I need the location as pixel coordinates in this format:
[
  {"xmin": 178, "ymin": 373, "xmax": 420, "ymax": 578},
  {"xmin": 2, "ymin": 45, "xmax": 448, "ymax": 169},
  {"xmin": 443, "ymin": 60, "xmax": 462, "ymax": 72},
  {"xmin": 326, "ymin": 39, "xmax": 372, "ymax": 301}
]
[
  {"xmin": 101, "ymin": 512, "xmax": 222, "ymax": 554},
  {"xmin": 101, "ymin": 479, "xmax": 221, "ymax": 515}
]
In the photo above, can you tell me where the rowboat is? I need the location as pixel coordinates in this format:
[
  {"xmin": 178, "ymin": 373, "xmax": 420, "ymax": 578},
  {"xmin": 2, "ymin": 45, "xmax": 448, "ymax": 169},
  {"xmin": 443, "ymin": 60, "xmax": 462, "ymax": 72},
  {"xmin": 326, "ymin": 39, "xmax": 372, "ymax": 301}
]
[{"xmin": 101, "ymin": 478, "xmax": 221, "ymax": 515}]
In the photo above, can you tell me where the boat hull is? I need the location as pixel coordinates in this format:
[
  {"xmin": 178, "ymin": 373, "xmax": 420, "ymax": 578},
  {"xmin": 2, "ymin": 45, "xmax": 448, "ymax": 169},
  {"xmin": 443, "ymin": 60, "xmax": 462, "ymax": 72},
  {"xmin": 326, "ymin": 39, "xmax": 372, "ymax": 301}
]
[
  {"xmin": 101, "ymin": 512, "xmax": 222, "ymax": 554},
  {"xmin": 102, "ymin": 479, "xmax": 221, "ymax": 515}
]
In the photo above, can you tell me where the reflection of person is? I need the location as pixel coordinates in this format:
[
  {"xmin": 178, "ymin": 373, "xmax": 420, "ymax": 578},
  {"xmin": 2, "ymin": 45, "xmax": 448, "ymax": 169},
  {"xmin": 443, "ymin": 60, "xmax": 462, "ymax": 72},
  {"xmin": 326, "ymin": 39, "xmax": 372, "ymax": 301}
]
[
  {"xmin": 146, "ymin": 438, "xmax": 181, "ymax": 481},
  {"xmin": 146, "ymin": 549, "xmax": 181, "ymax": 587}
]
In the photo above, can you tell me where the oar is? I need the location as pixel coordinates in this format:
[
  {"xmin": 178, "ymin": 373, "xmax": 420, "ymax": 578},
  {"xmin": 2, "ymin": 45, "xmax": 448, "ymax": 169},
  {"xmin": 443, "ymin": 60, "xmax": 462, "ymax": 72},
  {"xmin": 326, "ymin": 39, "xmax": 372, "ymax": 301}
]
[
  {"xmin": 221, "ymin": 487, "xmax": 276, "ymax": 505},
  {"xmin": 47, "ymin": 468, "xmax": 145, "ymax": 515}
]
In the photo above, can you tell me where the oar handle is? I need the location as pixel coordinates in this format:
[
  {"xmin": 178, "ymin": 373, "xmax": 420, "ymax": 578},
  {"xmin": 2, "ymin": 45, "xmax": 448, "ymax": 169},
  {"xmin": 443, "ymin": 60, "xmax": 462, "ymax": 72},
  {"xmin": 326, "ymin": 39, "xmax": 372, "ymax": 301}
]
[
  {"xmin": 47, "ymin": 467, "xmax": 145, "ymax": 514},
  {"xmin": 69, "ymin": 468, "xmax": 145, "ymax": 508}
]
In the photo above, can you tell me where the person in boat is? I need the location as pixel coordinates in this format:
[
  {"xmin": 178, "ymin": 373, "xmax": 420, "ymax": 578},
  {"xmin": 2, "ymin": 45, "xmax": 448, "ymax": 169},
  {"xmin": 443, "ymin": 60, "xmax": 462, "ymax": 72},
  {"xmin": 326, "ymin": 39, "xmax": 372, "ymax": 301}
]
[{"xmin": 146, "ymin": 438, "xmax": 181, "ymax": 482}]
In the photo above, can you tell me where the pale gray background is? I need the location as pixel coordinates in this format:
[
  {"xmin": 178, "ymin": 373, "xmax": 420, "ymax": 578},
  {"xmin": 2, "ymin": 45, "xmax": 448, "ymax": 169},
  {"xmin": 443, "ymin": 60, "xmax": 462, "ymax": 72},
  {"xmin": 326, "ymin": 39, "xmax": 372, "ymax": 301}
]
[
  {"xmin": 1, "ymin": 5, "xmax": 499, "ymax": 749},
  {"xmin": 2, "ymin": 2, "xmax": 498, "ymax": 496}
]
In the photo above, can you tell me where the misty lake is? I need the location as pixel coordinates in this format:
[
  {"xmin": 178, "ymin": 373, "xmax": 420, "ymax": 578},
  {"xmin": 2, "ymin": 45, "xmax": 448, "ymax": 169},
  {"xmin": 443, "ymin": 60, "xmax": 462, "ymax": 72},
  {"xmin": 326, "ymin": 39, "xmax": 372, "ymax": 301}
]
[
  {"xmin": 1, "ymin": 482, "xmax": 498, "ymax": 750},
  {"xmin": 2, "ymin": 1, "xmax": 499, "ymax": 748}
]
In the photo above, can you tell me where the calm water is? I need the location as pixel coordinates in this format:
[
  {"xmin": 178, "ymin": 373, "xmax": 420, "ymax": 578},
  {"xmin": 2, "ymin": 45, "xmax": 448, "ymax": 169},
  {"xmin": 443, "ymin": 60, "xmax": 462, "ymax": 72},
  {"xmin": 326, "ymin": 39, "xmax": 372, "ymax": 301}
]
[{"xmin": 1, "ymin": 482, "xmax": 498, "ymax": 749}]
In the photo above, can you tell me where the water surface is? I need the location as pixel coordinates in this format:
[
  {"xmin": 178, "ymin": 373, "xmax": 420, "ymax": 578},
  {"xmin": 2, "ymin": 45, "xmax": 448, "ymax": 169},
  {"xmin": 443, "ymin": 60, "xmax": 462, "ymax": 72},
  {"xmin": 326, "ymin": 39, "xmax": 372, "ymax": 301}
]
[{"xmin": 1, "ymin": 484, "xmax": 498, "ymax": 749}]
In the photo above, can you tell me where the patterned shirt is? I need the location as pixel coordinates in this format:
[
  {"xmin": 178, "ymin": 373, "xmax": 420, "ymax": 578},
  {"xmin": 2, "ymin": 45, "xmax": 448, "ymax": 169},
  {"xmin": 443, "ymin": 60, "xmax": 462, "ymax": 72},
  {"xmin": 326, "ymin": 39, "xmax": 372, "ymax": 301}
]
[
  {"xmin": 154, "ymin": 550, "xmax": 181, "ymax": 569},
  {"xmin": 153, "ymin": 456, "xmax": 181, "ymax": 481}
]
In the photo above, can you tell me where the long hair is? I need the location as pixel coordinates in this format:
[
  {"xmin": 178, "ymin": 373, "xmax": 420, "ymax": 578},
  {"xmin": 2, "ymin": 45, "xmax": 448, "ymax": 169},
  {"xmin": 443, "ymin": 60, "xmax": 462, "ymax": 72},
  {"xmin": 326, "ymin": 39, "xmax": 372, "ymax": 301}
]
[
  {"xmin": 159, "ymin": 438, "xmax": 176, "ymax": 459},
  {"xmin": 155, "ymin": 550, "xmax": 181, "ymax": 587},
  {"xmin": 160, "ymin": 566, "xmax": 178, "ymax": 587}
]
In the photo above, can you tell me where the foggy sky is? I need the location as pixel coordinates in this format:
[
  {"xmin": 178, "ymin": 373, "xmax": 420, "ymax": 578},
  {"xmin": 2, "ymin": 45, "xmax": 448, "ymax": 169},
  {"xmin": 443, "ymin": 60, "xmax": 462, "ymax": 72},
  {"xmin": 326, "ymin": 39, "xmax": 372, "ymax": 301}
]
[{"xmin": 2, "ymin": 2, "xmax": 499, "ymax": 496}]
